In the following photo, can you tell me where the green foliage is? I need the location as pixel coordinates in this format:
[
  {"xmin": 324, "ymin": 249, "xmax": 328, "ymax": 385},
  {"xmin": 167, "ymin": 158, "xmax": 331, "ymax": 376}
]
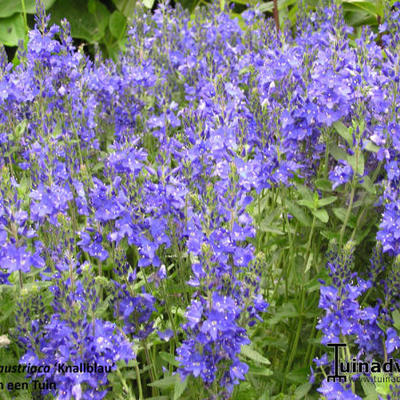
[
  {"xmin": 0, "ymin": 0, "xmax": 55, "ymax": 18},
  {"xmin": 0, "ymin": 0, "xmax": 398, "ymax": 61},
  {"xmin": 0, "ymin": 13, "xmax": 25, "ymax": 47},
  {"xmin": 48, "ymin": 0, "xmax": 127, "ymax": 60},
  {"xmin": 0, "ymin": 0, "xmax": 129, "ymax": 61},
  {"xmin": 50, "ymin": 0, "xmax": 110, "ymax": 43}
]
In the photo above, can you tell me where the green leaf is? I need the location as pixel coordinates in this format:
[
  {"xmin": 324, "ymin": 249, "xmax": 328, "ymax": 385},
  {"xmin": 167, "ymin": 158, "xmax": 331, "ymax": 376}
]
[
  {"xmin": 294, "ymin": 382, "xmax": 312, "ymax": 399},
  {"xmin": 286, "ymin": 200, "xmax": 312, "ymax": 227},
  {"xmin": 295, "ymin": 182, "xmax": 314, "ymax": 201},
  {"xmin": 297, "ymin": 199, "xmax": 315, "ymax": 210},
  {"xmin": 10, "ymin": 119, "xmax": 27, "ymax": 141},
  {"xmin": 0, "ymin": 0, "xmax": 56, "ymax": 18},
  {"xmin": 311, "ymin": 208, "xmax": 329, "ymax": 223},
  {"xmin": 49, "ymin": 0, "xmax": 110, "ymax": 43},
  {"xmin": 0, "ymin": 13, "xmax": 25, "ymax": 46},
  {"xmin": 393, "ymin": 310, "xmax": 400, "ymax": 331},
  {"xmin": 364, "ymin": 141, "xmax": 380, "ymax": 153},
  {"xmin": 112, "ymin": 0, "xmax": 136, "ymax": 18},
  {"xmin": 375, "ymin": 0, "xmax": 384, "ymax": 17},
  {"xmin": 241, "ymin": 345, "xmax": 270, "ymax": 365},
  {"xmin": 321, "ymin": 230, "xmax": 340, "ymax": 241},
  {"xmin": 329, "ymin": 144, "xmax": 348, "ymax": 162},
  {"xmin": 286, "ymin": 368, "xmax": 309, "ymax": 384},
  {"xmin": 173, "ymin": 376, "xmax": 187, "ymax": 400},
  {"xmin": 159, "ymin": 351, "xmax": 180, "ymax": 367},
  {"xmin": 343, "ymin": 0, "xmax": 378, "ymax": 16},
  {"xmin": 316, "ymin": 196, "xmax": 337, "ymax": 208},
  {"xmin": 333, "ymin": 208, "xmax": 356, "ymax": 228},
  {"xmin": 347, "ymin": 151, "xmax": 364, "ymax": 176},
  {"xmin": 315, "ymin": 178, "xmax": 332, "ymax": 192},
  {"xmin": 333, "ymin": 120, "xmax": 353, "ymax": 145},
  {"xmin": 258, "ymin": 222, "xmax": 285, "ymax": 235},
  {"xmin": 361, "ymin": 379, "xmax": 378, "ymax": 400},
  {"xmin": 268, "ymin": 302, "xmax": 299, "ymax": 325},
  {"xmin": 373, "ymin": 372, "xmax": 391, "ymax": 396},
  {"xmin": 360, "ymin": 176, "xmax": 375, "ymax": 194},
  {"xmin": 143, "ymin": 0, "xmax": 155, "ymax": 9},
  {"xmin": 109, "ymin": 10, "xmax": 126, "ymax": 40},
  {"xmin": 304, "ymin": 252, "xmax": 313, "ymax": 273},
  {"xmin": 344, "ymin": 8, "xmax": 377, "ymax": 27},
  {"xmin": 148, "ymin": 375, "xmax": 177, "ymax": 390},
  {"xmin": 247, "ymin": 365, "xmax": 273, "ymax": 376}
]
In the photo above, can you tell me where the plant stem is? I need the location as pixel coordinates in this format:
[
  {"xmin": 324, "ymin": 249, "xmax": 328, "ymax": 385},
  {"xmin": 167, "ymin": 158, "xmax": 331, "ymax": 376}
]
[
  {"xmin": 273, "ymin": 0, "xmax": 280, "ymax": 34},
  {"xmin": 339, "ymin": 183, "xmax": 356, "ymax": 247},
  {"xmin": 135, "ymin": 362, "xmax": 144, "ymax": 400},
  {"xmin": 19, "ymin": 270, "xmax": 23, "ymax": 290}
]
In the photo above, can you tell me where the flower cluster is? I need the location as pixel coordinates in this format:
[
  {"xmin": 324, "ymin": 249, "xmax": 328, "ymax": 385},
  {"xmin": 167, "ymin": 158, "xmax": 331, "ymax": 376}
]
[
  {"xmin": 17, "ymin": 272, "xmax": 134, "ymax": 400},
  {"xmin": 0, "ymin": 0, "xmax": 400, "ymax": 398}
]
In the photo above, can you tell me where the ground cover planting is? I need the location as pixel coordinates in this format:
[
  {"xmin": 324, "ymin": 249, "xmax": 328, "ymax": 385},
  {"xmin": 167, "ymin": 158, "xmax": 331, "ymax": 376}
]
[{"xmin": 1, "ymin": 1, "xmax": 400, "ymax": 399}]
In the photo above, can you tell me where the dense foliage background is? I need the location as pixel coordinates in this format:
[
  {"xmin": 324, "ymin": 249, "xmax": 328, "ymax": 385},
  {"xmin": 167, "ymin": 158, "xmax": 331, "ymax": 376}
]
[
  {"xmin": 0, "ymin": 0, "xmax": 397, "ymax": 60},
  {"xmin": 1, "ymin": 0, "xmax": 400, "ymax": 400}
]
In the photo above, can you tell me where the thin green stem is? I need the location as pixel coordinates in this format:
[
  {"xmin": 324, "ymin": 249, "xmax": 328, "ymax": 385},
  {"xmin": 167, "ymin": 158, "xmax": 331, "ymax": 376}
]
[
  {"xmin": 340, "ymin": 184, "xmax": 356, "ymax": 247},
  {"xmin": 135, "ymin": 362, "xmax": 144, "ymax": 400},
  {"xmin": 349, "ymin": 161, "xmax": 383, "ymax": 242}
]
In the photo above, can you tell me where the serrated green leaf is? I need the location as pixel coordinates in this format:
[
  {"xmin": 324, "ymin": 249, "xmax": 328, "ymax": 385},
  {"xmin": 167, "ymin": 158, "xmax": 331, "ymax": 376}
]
[
  {"xmin": 148, "ymin": 375, "xmax": 178, "ymax": 389},
  {"xmin": 373, "ymin": 372, "xmax": 391, "ymax": 396},
  {"xmin": 329, "ymin": 144, "xmax": 348, "ymax": 162},
  {"xmin": 294, "ymin": 382, "xmax": 312, "ymax": 399},
  {"xmin": 259, "ymin": 221, "xmax": 284, "ymax": 235},
  {"xmin": 333, "ymin": 120, "xmax": 353, "ymax": 145},
  {"xmin": 241, "ymin": 345, "xmax": 270, "ymax": 365},
  {"xmin": 286, "ymin": 200, "xmax": 312, "ymax": 226},
  {"xmin": 286, "ymin": 367, "xmax": 309, "ymax": 384},
  {"xmin": 312, "ymin": 208, "xmax": 329, "ymax": 223},
  {"xmin": 159, "ymin": 351, "xmax": 180, "ymax": 367},
  {"xmin": 173, "ymin": 376, "xmax": 187, "ymax": 400},
  {"xmin": 295, "ymin": 183, "xmax": 314, "ymax": 201},
  {"xmin": 247, "ymin": 365, "xmax": 273, "ymax": 376},
  {"xmin": 364, "ymin": 141, "xmax": 380, "ymax": 153},
  {"xmin": 361, "ymin": 379, "xmax": 378, "ymax": 400},
  {"xmin": 316, "ymin": 196, "xmax": 337, "ymax": 208},
  {"xmin": 315, "ymin": 178, "xmax": 332, "ymax": 192},
  {"xmin": 297, "ymin": 199, "xmax": 315, "ymax": 210}
]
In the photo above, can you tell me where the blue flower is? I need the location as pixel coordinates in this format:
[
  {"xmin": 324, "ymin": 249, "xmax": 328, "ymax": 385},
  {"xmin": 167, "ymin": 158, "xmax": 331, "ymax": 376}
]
[{"xmin": 386, "ymin": 328, "xmax": 400, "ymax": 354}]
